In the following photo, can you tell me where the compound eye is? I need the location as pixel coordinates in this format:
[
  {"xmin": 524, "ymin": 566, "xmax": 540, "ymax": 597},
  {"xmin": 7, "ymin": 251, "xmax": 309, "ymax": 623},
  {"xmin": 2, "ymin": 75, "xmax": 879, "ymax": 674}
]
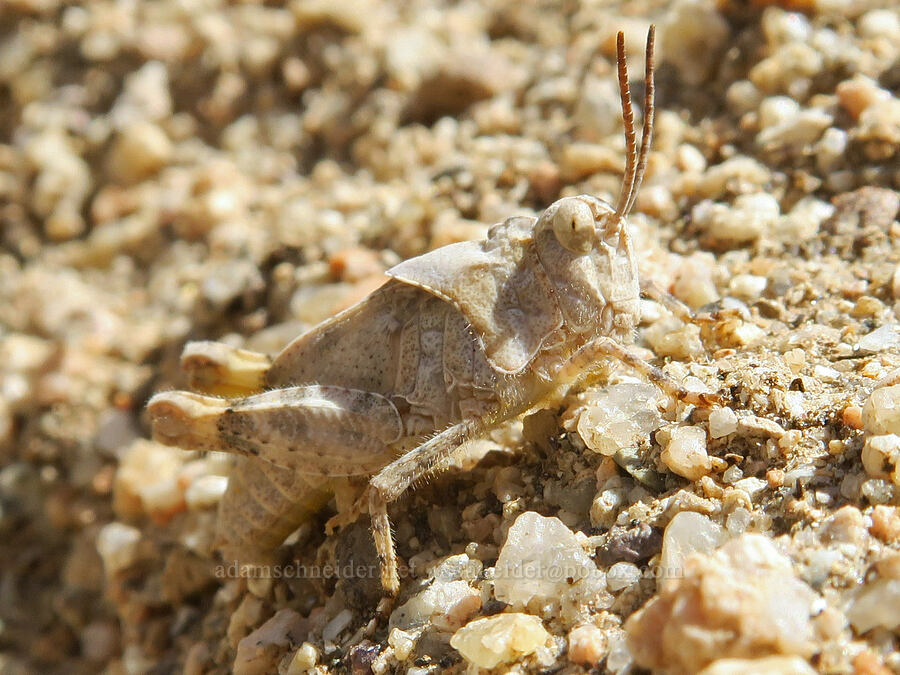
[{"xmin": 552, "ymin": 199, "xmax": 594, "ymax": 254}]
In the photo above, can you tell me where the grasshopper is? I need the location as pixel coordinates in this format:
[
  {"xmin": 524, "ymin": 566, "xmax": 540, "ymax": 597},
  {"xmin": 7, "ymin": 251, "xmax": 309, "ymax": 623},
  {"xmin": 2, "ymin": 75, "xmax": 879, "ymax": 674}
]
[{"xmin": 148, "ymin": 26, "xmax": 717, "ymax": 613}]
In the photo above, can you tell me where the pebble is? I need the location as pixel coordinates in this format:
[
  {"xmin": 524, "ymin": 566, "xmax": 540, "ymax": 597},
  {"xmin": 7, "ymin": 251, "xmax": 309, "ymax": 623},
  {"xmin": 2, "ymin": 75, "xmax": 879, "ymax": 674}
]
[
  {"xmin": 709, "ymin": 407, "xmax": 739, "ymax": 439},
  {"xmin": 286, "ymin": 642, "xmax": 318, "ymax": 674},
  {"xmin": 107, "ymin": 121, "xmax": 173, "ymax": 183},
  {"xmin": 891, "ymin": 266, "xmax": 900, "ymax": 300},
  {"xmin": 861, "ymin": 479, "xmax": 894, "ymax": 505},
  {"xmin": 757, "ymin": 109, "xmax": 833, "ymax": 150},
  {"xmin": 605, "ymin": 629, "xmax": 633, "ymax": 672},
  {"xmin": 185, "ymin": 474, "xmax": 229, "ymax": 510},
  {"xmin": 673, "ymin": 253, "xmax": 720, "ymax": 308},
  {"xmin": 862, "ymin": 386, "xmax": 900, "ymax": 435},
  {"xmin": 387, "ymin": 628, "xmax": 416, "ymax": 662},
  {"xmin": 726, "ymin": 80, "xmax": 764, "ymax": 116},
  {"xmin": 111, "ymin": 60, "xmax": 172, "ymax": 125},
  {"xmin": 722, "ymin": 465, "xmax": 744, "ymax": 484},
  {"xmin": 716, "ymin": 318, "xmax": 766, "ymax": 349},
  {"xmin": 26, "ymin": 131, "xmax": 91, "ymax": 241},
  {"xmin": 567, "ymin": 623, "xmax": 607, "ymax": 666},
  {"xmin": 406, "ymin": 50, "xmax": 515, "ymax": 123},
  {"xmin": 576, "ymin": 383, "xmax": 662, "ymax": 456},
  {"xmin": 869, "ymin": 505, "xmax": 900, "ymax": 543},
  {"xmin": 390, "ymin": 577, "xmax": 481, "ymax": 633},
  {"xmin": 820, "ymin": 505, "xmax": 867, "ymax": 546},
  {"xmin": 814, "ymin": 365, "xmax": 842, "ymax": 383},
  {"xmin": 696, "ymin": 157, "xmax": 772, "ymax": 199},
  {"xmin": 590, "ymin": 480, "xmax": 628, "ymax": 529},
  {"xmin": 389, "ymin": 554, "xmax": 482, "ymax": 632},
  {"xmin": 836, "ymin": 75, "xmax": 892, "ymax": 121},
  {"xmin": 644, "ymin": 320, "xmax": 704, "ymax": 359},
  {"xmin": 728, "ymin": 274, "xmax": 767, "ymax": 301},
  {"xmin": 694, "ymin": 193, "xmax": 780, "ymax": 248},
  {"xmin": 573, "ymin": 76, "xmax": 623, "ymax": 139},
  {"xmin": 858, "ymin": 9, "xmax": 900, "ymax": 40},
  {"xmin": 659, "ymin": 0, "xmax": 730, "ymax": 86},
  {"xmin": 222, "ymin": 588, "xmax": 256, "ymax": 622},
  {"xmin": 121, "ymin": 646, "xmax": 155, "ymax": 675},
  {"xmin": 759, "ymin": 96, "xmax": 799, "ymax": 129},
  {"xmin": 113, "ymin": 439, "xmax": 186, "ymax": 523},
  {"xmin": 761, "ymin": 8, "xmax": 811, "ymax": 46},
  {"xmin": 658, "ymin": 511, "xmax": 725, "ymax": 590},
  {"xmin": 783, "ymin": 348, "xmax": 806, "ymax": 375},
  {"xmin": 559, "ymin": 143, "xmax": 622, "ymax": 181},
  {"xmin": 660, "ymin": 426, "xmax": 711, "ymax": 481},
  {"xmin": 859, "ymin": 98, "xmax": 900, "ymax": 150},
  {"xmin": 291, "ymin": 1, "xmax": 366, "ymax": 33},
  {"xmin": 814, "ymin": 128, "xmax": 848, "ymax": 172},
  {"xmin": 749, "ymin": 43, "xmax": 823, "ymax": 96},
  {"xmin": 675, "ymin": 143, "xmax": 707, "ymax": 174},
  {"xmin": 450, "ymin": 613, "xmax": 551, "ymax": 669},
  {"xmin": 384, "ymin": 28, "xmax": 440, "ymax": 90},
  {"xmin": 698, "ymin": 656, "xmax": 816, "ymax": 675},
  {"xmin": 606, "ymin": 562, "xmax": 642, "ymax": 592},
  {"xmin": 246, "ymin": 576, "xmax": 272, "ymax": 600},
  {"xmin": 493, "ymin": 512, "xmax": 607, "ymax": 617},
  {"xmin": 627, "ymin": 534, "xmax": 817, "ymax": 673},
  {"xmin": 233, "ymin": 609, "xmax": 307, "ymax": 675},
  {"xmin": 638, "ymin": 185, "xmax": 678, "ymax": 222},
  {"xmin": 777, "ymin": 197, "xmax": 834, "ymax": 242},
  {"xmin": 860, "ymin": 434, "xmax": 900, "ymax": 486},
  {"xmin": 856, "ymin": 324, "xmax": 900, "ymax": 354},
  {"xmin": 846, "ymin": 579, "xmax": 900, "ymax": 633},
  {"xmin": 96, "ymin": 522, "xmax": 142, "ymax": 576},
  {"xmin": 726, "ymin": 508, "xmax": 752, "ymax": 535},
  {"xmin": 852, "ymin": 651, "xmax": 896, "ymax": 675},
  {"xmin": 321, "ymin": 608, "xmax": 353, "ymax": 643},
  {"xmin": 782, "ymin": 465, "xmax": 816, "ymax": 490},
  {"xmin": 738, "ymin": 415, "xmax": 786, "ymax": 439}
]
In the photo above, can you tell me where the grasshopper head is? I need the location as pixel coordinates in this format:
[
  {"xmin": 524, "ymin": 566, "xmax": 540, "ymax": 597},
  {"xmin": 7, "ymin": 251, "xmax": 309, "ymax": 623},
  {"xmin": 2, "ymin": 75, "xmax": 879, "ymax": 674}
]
[
  {"xmin": 548, "ymin": 195, "xmax": 617, "ymax": 254},
  {"xmin": 531, "ymin": 28, "xmax": 655, "ymax": 335},
  {"xmin": 549, "ymin": 197, "xmax": 609, "ymax": 254}
]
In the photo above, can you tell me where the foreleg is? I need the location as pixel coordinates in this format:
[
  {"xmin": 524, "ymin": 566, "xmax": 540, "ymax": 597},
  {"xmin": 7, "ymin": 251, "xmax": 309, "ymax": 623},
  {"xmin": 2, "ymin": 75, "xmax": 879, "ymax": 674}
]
[
  {"xmin": 640, "ymin": 278, "xmax": 698, "ymax": 324},
  {"xmin": 562, "ymin": 336, "xmax": 722, "ymax": 407},
  {"xmin": 640, "ymin": 279, "xmax": 747, "ymax": 326}
]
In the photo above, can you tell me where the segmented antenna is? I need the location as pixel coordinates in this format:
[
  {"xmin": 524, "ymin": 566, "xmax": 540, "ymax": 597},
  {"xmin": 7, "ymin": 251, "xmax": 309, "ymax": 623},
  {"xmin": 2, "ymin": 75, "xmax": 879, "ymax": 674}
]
[
  {"xmin": 615, "ymin": 31, "xmax": 637, "ymax": 217},
  {"xmin": 624, "ymin": 25, "xmax": 655, "ymax": 217},
  {"xmin": 614, "ymin": 26, "xmax": 656, "ymax": 219}
]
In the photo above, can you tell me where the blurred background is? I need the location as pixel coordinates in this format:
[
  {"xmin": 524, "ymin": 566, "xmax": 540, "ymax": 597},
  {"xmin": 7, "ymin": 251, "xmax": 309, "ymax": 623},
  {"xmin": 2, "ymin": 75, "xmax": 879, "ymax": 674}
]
[{"xmin": 1, "ymin": 0, "xmax": 898, "ymax": 673}]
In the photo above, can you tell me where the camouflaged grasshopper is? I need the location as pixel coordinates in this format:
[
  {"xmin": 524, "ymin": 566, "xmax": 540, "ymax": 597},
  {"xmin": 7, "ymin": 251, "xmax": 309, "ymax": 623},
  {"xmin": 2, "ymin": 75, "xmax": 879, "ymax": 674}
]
[{"xmin": 148, "ymin": 27, "xmax": 716, "ymax": 608}]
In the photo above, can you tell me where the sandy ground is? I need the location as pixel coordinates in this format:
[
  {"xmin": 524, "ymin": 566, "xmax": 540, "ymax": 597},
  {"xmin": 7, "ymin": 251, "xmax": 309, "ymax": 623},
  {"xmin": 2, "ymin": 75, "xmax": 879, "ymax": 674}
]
[{"xmin": 1, "ymin": 0, "xmax": 900, "ymax": 673}]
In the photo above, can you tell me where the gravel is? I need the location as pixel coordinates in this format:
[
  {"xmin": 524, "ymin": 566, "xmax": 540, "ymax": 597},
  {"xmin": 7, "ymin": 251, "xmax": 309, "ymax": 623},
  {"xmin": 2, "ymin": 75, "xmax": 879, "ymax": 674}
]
[{"xmin": 1, "ymin": 0, "xmax": 899, "ymax": 674}]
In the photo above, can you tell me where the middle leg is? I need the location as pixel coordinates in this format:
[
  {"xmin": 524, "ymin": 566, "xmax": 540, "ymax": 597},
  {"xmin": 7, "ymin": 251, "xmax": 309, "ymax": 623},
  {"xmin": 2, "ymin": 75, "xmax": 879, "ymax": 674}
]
[{"xmin": 360, "ymin": 419, "xmax": 484, "ymax": 596}]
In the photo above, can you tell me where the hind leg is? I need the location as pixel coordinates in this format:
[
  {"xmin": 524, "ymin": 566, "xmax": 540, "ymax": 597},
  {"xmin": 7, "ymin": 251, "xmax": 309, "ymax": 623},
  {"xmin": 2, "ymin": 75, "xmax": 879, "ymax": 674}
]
[{"xmin": 179, "ymin": 340, "xmax": 271, "ymax": 396}]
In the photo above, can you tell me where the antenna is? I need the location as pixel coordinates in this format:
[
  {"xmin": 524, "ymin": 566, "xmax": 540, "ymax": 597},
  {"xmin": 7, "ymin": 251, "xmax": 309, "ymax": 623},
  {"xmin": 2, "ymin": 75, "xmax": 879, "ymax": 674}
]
[
  {"xmin": 614, "ymin": 26, "xmax": 656, "ymax": 219},
  {"xmin": 614, "ymin": 30, "xmax": 637, "ymax": 217},
  {"xmin": 624, "ymin": 25, "xmax": 656, "ymax": 217}
]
